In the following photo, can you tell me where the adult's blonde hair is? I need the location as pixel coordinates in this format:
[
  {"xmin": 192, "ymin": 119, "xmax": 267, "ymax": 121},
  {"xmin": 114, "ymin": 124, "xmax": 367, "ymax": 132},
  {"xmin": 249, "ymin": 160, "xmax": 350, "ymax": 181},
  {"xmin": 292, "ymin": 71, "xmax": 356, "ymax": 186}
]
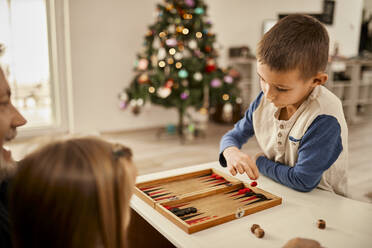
[{"xmin": 10, "ymin": 137, "xmax": 136, "ymax": 248}]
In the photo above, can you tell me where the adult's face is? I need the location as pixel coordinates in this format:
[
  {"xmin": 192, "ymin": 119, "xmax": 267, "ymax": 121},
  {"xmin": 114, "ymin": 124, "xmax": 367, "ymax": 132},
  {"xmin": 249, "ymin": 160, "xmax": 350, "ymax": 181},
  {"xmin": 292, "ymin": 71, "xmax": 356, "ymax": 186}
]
[{"xmin": 0, "ymin": 67, "xmax": 27, "ymax": 160}]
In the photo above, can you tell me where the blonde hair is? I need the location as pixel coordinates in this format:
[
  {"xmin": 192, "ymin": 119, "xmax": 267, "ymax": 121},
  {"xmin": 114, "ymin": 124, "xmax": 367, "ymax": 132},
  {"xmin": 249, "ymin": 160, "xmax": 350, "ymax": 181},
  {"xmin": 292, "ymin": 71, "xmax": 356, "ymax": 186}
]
[{"xmin": 10, "ymin": 137, "xmax": 137, "ymax": 248}]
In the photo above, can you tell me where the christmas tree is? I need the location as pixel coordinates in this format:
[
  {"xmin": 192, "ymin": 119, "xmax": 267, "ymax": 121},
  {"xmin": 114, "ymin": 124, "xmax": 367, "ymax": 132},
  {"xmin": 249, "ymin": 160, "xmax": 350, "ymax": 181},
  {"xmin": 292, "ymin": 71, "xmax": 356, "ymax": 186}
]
[{"xmin": 119, "ymin": 0, "xmax": 241, "ymax": 137}]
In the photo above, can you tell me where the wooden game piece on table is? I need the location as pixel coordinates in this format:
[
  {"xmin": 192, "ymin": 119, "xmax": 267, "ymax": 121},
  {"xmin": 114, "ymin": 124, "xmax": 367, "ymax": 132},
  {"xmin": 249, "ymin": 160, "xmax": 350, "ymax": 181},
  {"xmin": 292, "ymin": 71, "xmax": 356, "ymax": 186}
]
[
  {"xmin": 254, "ymin": 227, "xmax": 265, "ymax": 238},
  {"xmin": 251, "ymin": 224, "xmax": 260, "ymax": 233},
  {"xmin": 317, "ymin": 219, "xmax": 326, "ymax": 229}
]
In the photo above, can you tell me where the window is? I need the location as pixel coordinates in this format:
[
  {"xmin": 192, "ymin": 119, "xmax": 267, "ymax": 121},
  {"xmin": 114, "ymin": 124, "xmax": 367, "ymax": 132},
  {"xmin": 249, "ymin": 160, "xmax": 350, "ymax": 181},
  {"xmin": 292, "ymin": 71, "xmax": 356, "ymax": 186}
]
[{"xmin": 0, "ymin": 0, "xmax": 68, "ymax": 132}]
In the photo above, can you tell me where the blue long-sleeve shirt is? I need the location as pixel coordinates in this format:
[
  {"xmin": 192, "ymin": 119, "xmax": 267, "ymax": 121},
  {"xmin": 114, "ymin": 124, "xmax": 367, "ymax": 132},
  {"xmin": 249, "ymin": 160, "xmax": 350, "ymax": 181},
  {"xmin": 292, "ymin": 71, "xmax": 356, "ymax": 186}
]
[{"xmin": 219, "ymin": 87, "xmax": 348, "ymax": 194}]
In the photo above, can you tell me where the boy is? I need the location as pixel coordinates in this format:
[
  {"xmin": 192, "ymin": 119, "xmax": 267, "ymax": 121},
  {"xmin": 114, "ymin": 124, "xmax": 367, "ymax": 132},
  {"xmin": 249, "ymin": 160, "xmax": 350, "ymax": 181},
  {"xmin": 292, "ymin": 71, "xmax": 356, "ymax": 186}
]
[{"xmin": 219, "ymin": 14, "xmax": 348, "ymax": 196}]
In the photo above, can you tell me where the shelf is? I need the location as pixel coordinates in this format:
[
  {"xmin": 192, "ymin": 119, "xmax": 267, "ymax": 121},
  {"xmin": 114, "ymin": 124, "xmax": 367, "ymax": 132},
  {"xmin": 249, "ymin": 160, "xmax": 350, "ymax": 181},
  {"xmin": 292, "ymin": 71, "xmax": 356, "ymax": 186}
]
[
  {"xmin": 331, "ymin": 82, "xmax": 352, "ymax": 88},
  {"xmin": 332, "ymin": 81, "xmax": 351, "ymax": 86},
  {"xmin": 342, "ymin": 100, "xmax": 352, "ymax": 106},
  {"xmin": 357, "ymin": 98, "xmax": 372, "ymax": 104},
  {"xmin": 229, "ymin": 57, "xmax": 256, "ymax": 65},
  {"xmin": 358, "ymin": 82, "xmax": 372, "ymax": 86}
]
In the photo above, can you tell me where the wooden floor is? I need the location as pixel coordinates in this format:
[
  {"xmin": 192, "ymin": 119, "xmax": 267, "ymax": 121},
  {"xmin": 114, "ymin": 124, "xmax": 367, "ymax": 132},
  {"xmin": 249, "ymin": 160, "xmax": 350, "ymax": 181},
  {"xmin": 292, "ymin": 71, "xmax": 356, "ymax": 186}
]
[{"xmin": 9, "ymin": 119, "xmax": 372, "ymax": 203}]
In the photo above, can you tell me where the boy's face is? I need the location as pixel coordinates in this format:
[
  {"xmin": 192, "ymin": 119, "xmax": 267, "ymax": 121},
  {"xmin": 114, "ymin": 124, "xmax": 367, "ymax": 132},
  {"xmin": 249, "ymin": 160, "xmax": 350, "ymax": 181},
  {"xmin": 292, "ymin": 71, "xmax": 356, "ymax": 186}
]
[{"xmin": 256, "ymin": 62, "xmax": 326, "ymax": 109}]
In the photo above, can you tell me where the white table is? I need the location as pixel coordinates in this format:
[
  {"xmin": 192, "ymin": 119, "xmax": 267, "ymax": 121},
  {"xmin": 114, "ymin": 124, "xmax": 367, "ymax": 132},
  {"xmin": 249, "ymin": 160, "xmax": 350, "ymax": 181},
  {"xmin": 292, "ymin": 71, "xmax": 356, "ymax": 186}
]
[{"xmin": 130, "ymin": 162, "xmax": 372, "ymax": 248}]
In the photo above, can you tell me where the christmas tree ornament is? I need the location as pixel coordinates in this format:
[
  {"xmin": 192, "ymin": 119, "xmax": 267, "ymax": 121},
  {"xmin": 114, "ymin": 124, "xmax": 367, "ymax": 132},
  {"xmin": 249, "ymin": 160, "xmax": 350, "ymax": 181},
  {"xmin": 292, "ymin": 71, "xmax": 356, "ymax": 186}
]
[
  {"xmin": 132, "ymin": 105, "xmax": 141, "ymax": 115},
  {"xmin": 205, "ymin": 45, "xmax": 212, "ymax": 53},
  {"xmin": 138, "ymin": 58, "xmax": 149, "ymax": 70},
  {"xmin": 137, "ymin": 98, "xmax": 144, "ymax": 106},
  {"xmin": 158, "ymin": 48, "xmax": 166, "ymax": 59},
  {"xmin": 196, "ymin": 32, "xmax": 203, "ymax": 39},
  {"xmin": 165, "ymin": 79, "xmax": 174, "ymax": 88},
  {"xmin": 166, "ymin": 38, "xmax": 177, "ymax": 47},
  {"xmin": 130, "ymin": 99, "xmax": 137, "ymax": 106},
  {"xmin": 153, "ymin": 38, "xmax": 161, "ymax": 49},
  {"xmin": 169, "ymin": 48, "xmax": 176, "ymax": 55},
  {"xmin": 151, "ymin": 55, "xmax": 158, "ymax": 67},
  {"xmin": 118, "ymin": 91, "xmax": 128, "ymax": 101},
  {"xmin": 178, "ymin": 69, "xmax": 189, "ymax": 78},
  {"xmin": 222, "ymin": 93, "xmax": 230, "ymax": 101},
  {"xmin": 167, "ymin": 58, "xmax": 174, "ymax": 64},
  {"xmin": 222, "ymin": 103, "xmax": 233, "ymax": 122},
  {"xmin": 175, "ymin": 18, "xmax": 181, "ymax": 24},
  {"xmin": 193, "ymin": 72, "xmax": 203, "ymax": 81},
  {"xmin": 178, "ymin": 43, "xmax": 185, "ymax": 51},
  {"xmin": 210, "ymin": 78, "xmax": 222, "ymax": 88},
  {"xmin": 194, "ymin": 7, "xmax": 204, "ymax": 15},
  {"xmin": 146, "ymin": 30, "xmax": 154, "ymax": 36},
  {"xmin": 236, "ymin": 97, "xmax": 243, "ymax": 104},
  {"xmin": 158, "ymin": 61, "xmax": 166, "ymax": 68},
  {"xmin": 180, "ymin": 91, "xmax": 189, "ymax": 100},
  {"xmin": 188, "ymin": 40, "xmax": 197, "ymax": 49},
  {"xmin": 166, "ymin": 124, "xmax": 176, "ymax": 134},
  {"xmin": 159, "ymin": 31, "xmax": 167, "ymax": 38},
  {"xmin": 176, "ymin": 26, "xmax": 184, "ymax": 33},
  {"xmin": 119, "ymin": 101, "xmax": 127, "ymax": 110},
  {"xmin": 157, "ymin": 87, "xmax": 172, "ymax": 98},
  {"xmin": 205, "ymin": 63, "xmax": 216, "ymax": 73},
  {"xmin": 165, "ymin": 3, "xmax": 174, "ymax": 11},
  {"xmin": 224, "ymin": 75, "xmax": 233, "ymax": 84},
  {"xmin": 174, "ymin": 52, "xmax": 183, "ymax": 60},
  {"xmin": 185, "ymin": 0, "xmax": 195, "ymax": 7},
  {"xmin": 183, "ymin": 13, "xmax": 193, "ymax": 20},
  {"xmin": 138, "ymin": 73, "xmax": 149, "ymax": 84},
  {"xmin": 175, "ymin": 62, "xmax": 182, "ymax": 69},
  {"xmin": 182, "ymin": 28, "xmax": 189, "ymax": 35},
  {"xmin": 194, "ymin": 49, "xmax": 203, "ymax": 58},
  {"xmin": 181, "ymin": 80, "xmax": 188, "ymax": 86},
  {"xmin": 148, "ymin": 86, "xmax": 156, "ymax": 93},
  {"xmin": 167, "ymin": 25, "xmax": 176, "ymax": 34}
]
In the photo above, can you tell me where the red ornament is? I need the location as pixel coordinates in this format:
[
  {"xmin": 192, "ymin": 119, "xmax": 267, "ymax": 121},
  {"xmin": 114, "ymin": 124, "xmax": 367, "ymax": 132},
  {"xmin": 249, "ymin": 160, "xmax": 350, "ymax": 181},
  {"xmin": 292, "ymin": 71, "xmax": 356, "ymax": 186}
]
[
  {"xmin": 165, "ymin": 79, "xmax": 174, "ymax": 88},
  {"xmin": 205, "ymin": 45, "xmax": 212, "ymax": 53},
  {"xmin": 205, "ymin": 64, "xmax": 216, "ymax": 73},
  {"xmin": 250, "ymin": 181, "xmax": 257, "ymax": 187}
]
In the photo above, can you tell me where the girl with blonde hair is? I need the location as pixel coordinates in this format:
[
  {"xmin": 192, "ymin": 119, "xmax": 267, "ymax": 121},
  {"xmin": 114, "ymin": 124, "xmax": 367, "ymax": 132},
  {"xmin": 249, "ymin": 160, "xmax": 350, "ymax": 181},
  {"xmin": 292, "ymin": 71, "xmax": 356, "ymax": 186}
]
[{"xmin": 10, "ymin": 137, "xmax": 137, "ymax": 248}]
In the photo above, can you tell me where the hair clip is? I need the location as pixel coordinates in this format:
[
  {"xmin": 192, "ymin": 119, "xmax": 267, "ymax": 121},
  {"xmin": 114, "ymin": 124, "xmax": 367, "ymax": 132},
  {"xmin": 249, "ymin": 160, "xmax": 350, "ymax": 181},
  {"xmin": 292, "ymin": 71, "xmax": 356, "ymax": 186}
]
[{"xmin": 112, "ymin": 144, "xmax": 132, "ymax": 160}]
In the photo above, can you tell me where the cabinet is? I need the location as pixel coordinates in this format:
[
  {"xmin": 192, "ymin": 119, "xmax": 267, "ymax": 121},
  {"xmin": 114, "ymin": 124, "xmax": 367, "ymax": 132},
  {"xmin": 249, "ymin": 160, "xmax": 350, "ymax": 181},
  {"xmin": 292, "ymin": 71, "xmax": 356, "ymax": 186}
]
[
  {"xmin": 229, "ymin": 58, "xmax": 260, "ymax": 110},
  {"xmin": 326, "ymin": 59, "xmax": 372, "ymax": 123}
]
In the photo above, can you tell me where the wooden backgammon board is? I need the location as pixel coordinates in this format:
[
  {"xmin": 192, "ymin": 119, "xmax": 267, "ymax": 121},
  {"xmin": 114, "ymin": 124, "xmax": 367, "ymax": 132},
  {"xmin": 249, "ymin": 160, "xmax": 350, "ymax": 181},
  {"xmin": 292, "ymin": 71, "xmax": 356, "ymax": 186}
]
[{"xmin": 134, "ymin": 168, "xmax": 282, "ymax": 234}]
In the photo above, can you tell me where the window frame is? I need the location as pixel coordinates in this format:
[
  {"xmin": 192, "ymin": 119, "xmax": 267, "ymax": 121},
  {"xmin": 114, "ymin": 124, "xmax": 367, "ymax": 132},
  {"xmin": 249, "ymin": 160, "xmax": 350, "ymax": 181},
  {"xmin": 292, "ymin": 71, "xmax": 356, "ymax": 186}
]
[{"xmin": 16, "ymin": 0, "xmax": 73, "ymax": 138}]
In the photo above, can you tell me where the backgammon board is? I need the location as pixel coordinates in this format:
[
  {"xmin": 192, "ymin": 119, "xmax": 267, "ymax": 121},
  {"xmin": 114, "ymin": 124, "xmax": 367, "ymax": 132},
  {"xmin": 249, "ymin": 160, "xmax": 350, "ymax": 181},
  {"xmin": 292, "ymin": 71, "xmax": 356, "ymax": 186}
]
[{"xmin": 134, "ymin": 168, "xmax": 281, "ymax": 234}]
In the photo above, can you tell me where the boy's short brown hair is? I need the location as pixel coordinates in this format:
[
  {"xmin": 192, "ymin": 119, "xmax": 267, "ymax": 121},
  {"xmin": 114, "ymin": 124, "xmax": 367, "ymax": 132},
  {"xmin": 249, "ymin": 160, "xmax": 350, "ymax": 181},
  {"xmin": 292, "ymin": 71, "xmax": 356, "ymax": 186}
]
[{"xmin": 257, "ymin": 14, "xmax": 329, "ymax": 80}]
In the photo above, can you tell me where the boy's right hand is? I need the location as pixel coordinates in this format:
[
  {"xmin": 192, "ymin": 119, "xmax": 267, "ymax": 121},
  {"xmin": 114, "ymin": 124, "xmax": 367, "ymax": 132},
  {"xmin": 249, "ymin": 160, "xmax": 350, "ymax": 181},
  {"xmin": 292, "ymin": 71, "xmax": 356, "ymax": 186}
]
[{"xmin": 223, "ymin": 147, "xmax": 260, "ymax": 180}]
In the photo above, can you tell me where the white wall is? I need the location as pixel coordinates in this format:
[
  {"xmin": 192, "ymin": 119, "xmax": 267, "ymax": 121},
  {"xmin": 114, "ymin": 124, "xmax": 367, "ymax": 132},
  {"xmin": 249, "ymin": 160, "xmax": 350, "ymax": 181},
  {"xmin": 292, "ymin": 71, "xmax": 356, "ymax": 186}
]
[
  {"xmin": 207, "ymin": 0, "xmax": 363, "ymax": 66},
  {"xmin": 68, "ymin": 0, "xmax": 178, "ymax": 133},
  {"xmin": 67, "ymin": 0, "xmax": 363, "ymax": 133}
]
